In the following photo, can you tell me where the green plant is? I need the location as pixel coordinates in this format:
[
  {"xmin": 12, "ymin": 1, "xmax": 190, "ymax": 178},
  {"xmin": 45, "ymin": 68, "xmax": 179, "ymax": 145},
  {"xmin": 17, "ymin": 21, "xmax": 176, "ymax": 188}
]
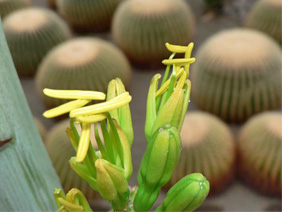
[
  {"xmin": 246, "ymin": 0, "xmax": 281, "ymax": 45},
  {"xmin": 57, "ymin": 0, "xmax": 123, "ymax": 32},
  {"xmin": 167, "ymin": 112, "xmax": 235, "ymax": 195},
  {"xmin": 191, "ymin": 28, "xmax": 282, "ymax": 123},
  {"xmin": 112, "ymin": 0, "xmax": 195, "ymax": 65},
  {"xmin": 237, "ymin": 112, "xmax": 281, "ymax": 196},
  {"xmin": 43, "ymin": 43, "xmax": 210, "ymax": 211},
  {"xmin": 36, "ymin": 37, "xmax": 131, "ymax": 109},
  {"xmin": 3, "ymin": 7, "xmax": 71, "ymax": 76},
  {"xmin": 0, "ymin": 0, "xmax": 31, "ymax": 19}
]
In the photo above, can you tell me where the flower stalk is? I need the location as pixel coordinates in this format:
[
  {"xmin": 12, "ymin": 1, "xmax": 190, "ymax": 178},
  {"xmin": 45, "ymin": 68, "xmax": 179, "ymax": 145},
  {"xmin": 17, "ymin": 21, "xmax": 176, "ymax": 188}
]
[{"xmin": 43, "ymin": 42, "xmax": 209, "ymax": 212}]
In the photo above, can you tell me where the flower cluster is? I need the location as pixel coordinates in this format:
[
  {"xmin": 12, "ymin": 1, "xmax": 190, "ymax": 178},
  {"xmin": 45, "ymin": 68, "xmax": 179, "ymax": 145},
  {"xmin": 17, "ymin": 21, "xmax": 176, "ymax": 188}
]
[
  {"xmin": 43, "ymin": 42, "xmax": 210, "ymax": 212},
  {"xmin": 43, "ymin": 78, "xmax": 133, "ymax": 210}
]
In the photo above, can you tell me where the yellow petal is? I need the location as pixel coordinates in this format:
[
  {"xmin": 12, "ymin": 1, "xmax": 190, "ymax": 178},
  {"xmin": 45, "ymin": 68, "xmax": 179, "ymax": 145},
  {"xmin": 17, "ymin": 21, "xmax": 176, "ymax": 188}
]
[
  {"xmin": 165, "ymin": 43, "xmax": 191, "ymax": 53},
  {"xmin": 162, "ymin": 58, "xmax": 196, "ymax": 66},
  {"xmin": 176, "ymin": 71, "xmax": 187, "ymax": 88},
  {"xmin": 70, "ymin": 93, "xmax": 132, "ymax": 118},
  {"xmin": 43, "ymin": 99, "xmax": 90, "ymax": 118},
  {"xmin": 43, "ymin": 88, "xmax": 106, "ymax": 100},
  {"xmin": 75, "ymin": 114, "xmax": 107, "ymax": 124},
  {"xmin": 76, "ymin": 123, "xmax": 91, "ymax": 162},
  {"xmin": 57, "ymin": 198, "xmax": 83, "ymax": 211},
  {"xmin": 184, "ymin": 42, "xmax": 194, "ymax": 77}
]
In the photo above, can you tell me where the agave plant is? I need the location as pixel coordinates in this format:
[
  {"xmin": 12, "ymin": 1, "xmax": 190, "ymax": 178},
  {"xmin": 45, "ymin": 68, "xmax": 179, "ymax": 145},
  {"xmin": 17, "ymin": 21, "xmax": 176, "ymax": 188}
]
[{"xmin": 43, "ymin": 43, "xmax": 210, "ymax": 211}]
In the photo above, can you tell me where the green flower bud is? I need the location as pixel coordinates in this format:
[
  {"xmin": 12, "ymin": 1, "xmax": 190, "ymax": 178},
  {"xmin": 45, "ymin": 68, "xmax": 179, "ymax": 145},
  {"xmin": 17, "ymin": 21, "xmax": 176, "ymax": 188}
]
[
  {"xmin": 69, "ymin": 157, "xmax": 98, "ymax": 191},
  {"xmin": 107, "ymin": 78, "xmax": 134, "ymax": 145},
  {"xmin": 145, "ymin": 71, "xmax": 191, "ymax": 142},
  {"xmin": 134, "ymin": 126, "xmax": 181, "ymax": 211},
  {"xmin": 156, "ymin": 173, "xmax": 210, "ymax": 212},
  {"xmin": 95, "ymin": 159, "xmax": 128, "ymax": 201}
]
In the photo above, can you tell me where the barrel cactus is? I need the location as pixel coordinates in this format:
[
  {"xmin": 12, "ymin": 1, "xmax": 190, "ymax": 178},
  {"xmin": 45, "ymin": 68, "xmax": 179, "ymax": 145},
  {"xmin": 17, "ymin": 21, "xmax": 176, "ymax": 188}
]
[
  {"xmin": 36, "ymin": 37, "xmax": 131, "ymax": 109},
  {"xmin": 0, "ymin": 0, "xmax": 31, "ymax": 19},
  {"xmin": 57, "ymin": 0, "xmax": 123, "ymax": 32},
  {"xmin": 246, "ymin": 0, "xmax": 281, "ymax": 45},
  {"xmin": 3, "ymin": 7, "xmax": 71, "ymax": 76},
  {"xmin": 112, "ymin": 0, "xmax": 195, "ymax": 65},
  {"xmin": 237, "ymin": 112, "xmax": 281, "ymax": 196},
  {"xmin": 191, "ymin": 29, "xmax": 282, "ymax": 123},
  {"xmin": 167, "ymin": 112, "xmax": 235, "ymax": 195},
  {"xmin": 45, "ymin": 119, "xmax": 101, "ymax": 200}
]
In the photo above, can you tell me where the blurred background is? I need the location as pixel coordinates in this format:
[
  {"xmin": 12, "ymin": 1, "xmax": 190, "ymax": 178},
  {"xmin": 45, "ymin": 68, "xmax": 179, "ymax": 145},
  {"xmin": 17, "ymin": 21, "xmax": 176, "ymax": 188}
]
[{"xmin": 0, "ymin": 0, "xmax": 281, "ymax": 211}]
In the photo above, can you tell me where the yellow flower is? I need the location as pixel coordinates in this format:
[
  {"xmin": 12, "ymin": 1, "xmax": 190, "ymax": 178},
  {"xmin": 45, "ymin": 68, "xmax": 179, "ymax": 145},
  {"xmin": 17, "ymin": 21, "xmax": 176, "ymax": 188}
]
[{"xmin": 43, "ymin": 88, "xmax": 132, "ymax": 162}]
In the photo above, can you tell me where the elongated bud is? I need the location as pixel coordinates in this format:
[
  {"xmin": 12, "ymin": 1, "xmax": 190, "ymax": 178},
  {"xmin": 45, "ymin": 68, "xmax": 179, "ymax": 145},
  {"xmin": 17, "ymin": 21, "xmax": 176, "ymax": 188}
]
[
  {"xmin": 145, "ymin": 74, "xmax": 160, "ymax": 141},
  {"xmin": 95, "ymin": 159, "xmax": 128, "ymax": 201},
  {"xmin": 107, "ymin": 78, "xmax": 134, "ymax": 145},
  {"xmin": 69, "ymin": 157, "xmax": 97, "ymax": 191},
  {"xmin": 134, "ymin": 126, "xmax": 181, "ymax": 211},
  {"xmin": 152, "ymin": 88, "xmax": 184, "ymax": 134},
  {"xmin": 156, "ymin": 173, "xmax": 210, "ymax": 212},
  {"xmin": 114, "ymin": 121, "xmax": 133, "ymax": 181}
]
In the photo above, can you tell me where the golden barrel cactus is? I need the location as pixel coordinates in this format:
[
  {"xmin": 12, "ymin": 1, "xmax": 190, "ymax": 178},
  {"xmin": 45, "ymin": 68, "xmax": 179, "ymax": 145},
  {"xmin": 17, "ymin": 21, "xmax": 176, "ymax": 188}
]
[
  {"xmin": 3, "ymin": 7, "xmax": 71, "ymax": 76},
  {"xmin": 45, "ymin": 119, "xmax": 100, "ymax": 200},
  {"xmin": 57, "ymin": 0, "xmax": 123, "ymax": 32},
  {"xmin": 246, "ymin": 0, "xmax": 282, "ymax": 45},
  {"xmin": 168, "ymin": 112, "xmax": 235, "ymax": 195},
  {"xmin": 0, "ymin": 0, "xmax": 31, "ymax": 19},
  {"xmin": 237, "ymin": 112, "xmax": 282, "ymax": 196},
  {"xmin": 191, "ymin": 29, "xmax": 282, "ymax": 123},
  {"xmin": 112, "ymin": 0, "xmax": 195, "ymax": 65},
  {"xmin": 36, "ymin": 37, "xmax": 131, "ymax": 109}
]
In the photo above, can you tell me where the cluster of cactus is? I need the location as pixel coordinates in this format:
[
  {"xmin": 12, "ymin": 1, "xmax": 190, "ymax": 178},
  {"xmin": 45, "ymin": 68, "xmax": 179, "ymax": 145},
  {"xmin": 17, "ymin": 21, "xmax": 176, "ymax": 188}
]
[
  {"xmin": 36, "ymin": 37, "xmax": 131, "ymax": 109},
  {"xmin": 168, "ymin": 112, "xmax": 235, "ymax": 195},
  {"xmin": 191, "ymin": 29, "xmax": 282, "ymax": 123},
  {"xmin": 45, "ymin": 120, "xmax": 101, "ymax": 201},
  {"xmin": 3, "ymin": 7, "xmax": 71, "ymax": 76},
  {"xmin": 237, "ymin": 112, "xmax": 281, "ymax": 196},
  {"xmin": 246, "ymin": 0, "xmax": 282, "ymax": 45},
  {"xmin": 112, "ymin": 0, "xmax": 195, "ymax": 65},
  {"xmin": 0, "ymin": 0, "xmax": 31, "ymax": 19},
  {"xmin": 42, "ymin": 43, "xmax": 210, "ymax": 211},
  {"xmin": 57, "ymin": 0, "xmax": 123, "ymax": 32}
]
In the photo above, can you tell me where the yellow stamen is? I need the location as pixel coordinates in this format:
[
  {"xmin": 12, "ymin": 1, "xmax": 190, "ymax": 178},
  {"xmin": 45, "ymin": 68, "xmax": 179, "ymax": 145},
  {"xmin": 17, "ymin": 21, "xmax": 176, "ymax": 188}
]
[
  {"xmin": 155, "ymin": 68, "xmax": 184, "ymax": 97},
  {"xmin": 176, "ymin": 71, "xmax": 187, "ymax": 88},
  {"xmin": 162, "ymin": 58, "xmax": 196, "ymax": 66},
  {"xmin": 184, "ymin": 43, "xmax": 194, "ymax": 77},
  {"xmin": 43, "ymin": 99, "xmax": 90, "ymax": 118},
  {"xmin": 76, "ymin": 123, "xmax": 91, "ymax": 162},
  {"xmin": 165, "ymin": 42, "xmax": 191, "ymax": 53},
  {"xmin": 70, "ymin": 92, "xmax": 132, "ymax": 118},
  {"xmin": 57, "ymin": 198, "xmax": 83, "ymax": 211},
  {"xmin": 75, "ymin": 114, "xmax": 107, "ymax": 124},
  {"xmin": 43, "ymin": 88, "xmax": 106, "ymax": 100}
]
